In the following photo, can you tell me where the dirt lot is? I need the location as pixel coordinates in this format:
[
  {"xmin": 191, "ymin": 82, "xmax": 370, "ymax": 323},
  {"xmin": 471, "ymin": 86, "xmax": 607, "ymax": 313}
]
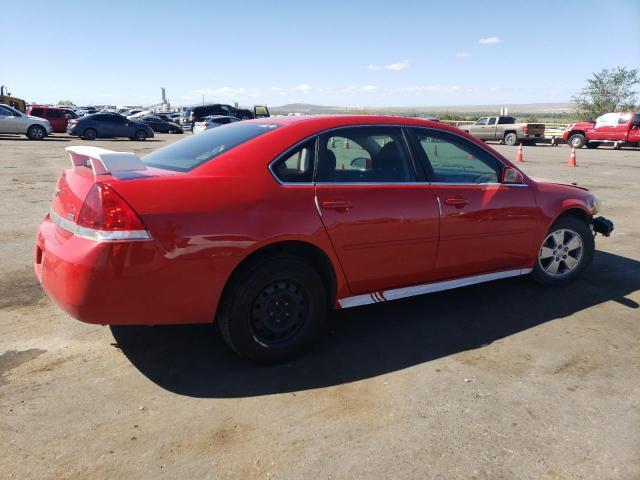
[{"xmin": 1, "ymin": 132, "xmax": 639, "ymax": 480}]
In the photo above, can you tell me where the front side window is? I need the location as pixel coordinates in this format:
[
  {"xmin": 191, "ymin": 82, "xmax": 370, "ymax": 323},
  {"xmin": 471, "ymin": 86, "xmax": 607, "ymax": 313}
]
[
  {"xmin": 272, "ymin": 139, "xmax": 315, "ymax": 183},
  {"xmin": 411, "ymin": 129, "xmax": 501, "ymax": 184},
  {"xmin": 316, "ymin": 127, "xmax": 415, "ymax": 183},
  {"xmin": 143, "ymin": 123, "xmax": 280, "ymax": 171},
  {"xmin": 0, "ymin": 106, "xmax": 10, "ymax": 116},
  {"xmin": 476, "ymin": 118, "xmax": 488, "ymax": 126}
]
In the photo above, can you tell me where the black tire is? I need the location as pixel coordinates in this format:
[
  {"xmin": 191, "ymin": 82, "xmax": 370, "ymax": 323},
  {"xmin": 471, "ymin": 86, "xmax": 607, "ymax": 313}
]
[
  {"xmin": 83, "ymin": 128, "xmax": 97, "ymax": 141},
  {"xmin": 504, "ymin": 132, "xmax": 518, "ymax": 146},
  {"xmin": 134, "ymin": 129, "xmax": 147, "ymax": 141},
  {"xmin": 217, "ymin": 255, "xmax": 327, "ymax": 363},
  {"xmin": 530, "ymin": 216, "xmax": 594, "ymax": 286},
  {"xmin": 586, "ymin": 142, "xmax": 598, "ymax": 149},
  {"xmin": 27, "ymin": 125, "xmax": 46, "ymax": 140},
  {"xmin": 568, "ymin": 134, "xmax": 586, "ymax": 149}
]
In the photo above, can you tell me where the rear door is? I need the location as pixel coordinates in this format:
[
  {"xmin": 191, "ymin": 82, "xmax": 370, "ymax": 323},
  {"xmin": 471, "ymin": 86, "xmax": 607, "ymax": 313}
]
[
  {"xmin": 408, "ymin": 127, "xmax": 538, "ymax": 279},
  {"xmin": 314, "ymin": 126, "xmax": 440, "ymax": 294},
  {"xmin": 46, "ymin": 109, "xmax": 64, "ymax": 132}
]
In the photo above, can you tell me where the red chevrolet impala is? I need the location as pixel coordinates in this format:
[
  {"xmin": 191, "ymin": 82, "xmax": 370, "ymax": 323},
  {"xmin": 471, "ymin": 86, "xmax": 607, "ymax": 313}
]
[{"xmin": 35, "ymin": 116, "xmax": 613, "ymax": 362}]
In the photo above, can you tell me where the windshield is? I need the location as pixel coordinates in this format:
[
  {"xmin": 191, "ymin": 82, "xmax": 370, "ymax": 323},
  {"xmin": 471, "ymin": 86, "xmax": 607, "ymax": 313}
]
[{"xmin": 142, "ymin": 123, "xmax": 280, "ymax": 172}]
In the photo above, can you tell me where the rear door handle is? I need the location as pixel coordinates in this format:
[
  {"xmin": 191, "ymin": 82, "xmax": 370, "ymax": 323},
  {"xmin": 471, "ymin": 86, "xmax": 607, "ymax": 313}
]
[
  {"xmin": 444, "ymin": 197, "xmax": 469, "ymax": 208},
  {"xmin": 321, "ymin": 200, "xmax": 353, "ymax": 211}
]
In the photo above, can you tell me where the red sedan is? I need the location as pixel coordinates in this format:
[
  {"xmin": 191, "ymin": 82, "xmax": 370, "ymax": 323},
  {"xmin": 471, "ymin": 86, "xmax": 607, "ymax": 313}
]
[{"xmin": 35, "ymin": 116, "xmax": 613, "ymax": 363}]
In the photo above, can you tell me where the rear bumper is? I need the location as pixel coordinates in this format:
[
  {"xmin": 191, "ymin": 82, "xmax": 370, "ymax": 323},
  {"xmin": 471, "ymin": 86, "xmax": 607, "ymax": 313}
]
[{"xmin": 34, "ymin": 215, "xmax": 222, "ymax": 325}]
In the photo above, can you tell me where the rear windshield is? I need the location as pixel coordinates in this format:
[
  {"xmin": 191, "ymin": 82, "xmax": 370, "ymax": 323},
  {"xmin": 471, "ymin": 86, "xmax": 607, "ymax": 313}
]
[{"xmin": 142, "ymin": 123, "xmax": 280, "ymax": 172}]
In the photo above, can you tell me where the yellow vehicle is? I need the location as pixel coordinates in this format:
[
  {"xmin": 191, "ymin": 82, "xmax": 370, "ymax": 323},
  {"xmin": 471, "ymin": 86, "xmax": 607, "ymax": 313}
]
[{"xmin": 0, "ymin": 85, "xmax": 26, "ymax": 113}]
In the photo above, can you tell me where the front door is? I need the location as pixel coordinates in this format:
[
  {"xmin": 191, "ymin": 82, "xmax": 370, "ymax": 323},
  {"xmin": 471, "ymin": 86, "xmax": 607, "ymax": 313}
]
[
  {"xmin": 408, "ymin": 127, "xmax": 539, "ymax": 279},
  {"xmin": 314, "ymin": 126, "xmax": 440, "ymax": 294}
]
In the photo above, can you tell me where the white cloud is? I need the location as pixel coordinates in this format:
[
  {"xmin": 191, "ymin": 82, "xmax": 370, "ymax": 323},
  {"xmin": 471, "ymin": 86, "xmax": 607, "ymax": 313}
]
[
  {"xmin": 384, "ymin": 60, "xmax": 409, "ymax": 71},
  {"xmin": 456, "ymin": 52, "xmax": 472, "ymax": 58},
  {"xmin": 366, "ymin": 60, "xmax": 409, "ymax": 71},
  {"xmin": 270, "ymin": 86, "xmax": 284, "ymax": 92},
  {"xmin": 361, "ymin": 85, "xmax": 378, "ymax": 92},
  {"xmin": 479, "ymin": 36, "xmax": 500, "ymax": 44},
  {"xmin": 292, "ymin": 84, "xmax": 312, "ymax": 92}
]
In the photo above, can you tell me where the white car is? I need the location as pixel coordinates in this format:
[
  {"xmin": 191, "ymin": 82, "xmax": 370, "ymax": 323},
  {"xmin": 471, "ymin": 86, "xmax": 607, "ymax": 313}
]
[
  {"xmin": 192, "ymin": 115, "xmax": 240, "ymax": 135},
  {"xmin": 0, "ymin": 104, "xmax": 53, "ymax": 140}
]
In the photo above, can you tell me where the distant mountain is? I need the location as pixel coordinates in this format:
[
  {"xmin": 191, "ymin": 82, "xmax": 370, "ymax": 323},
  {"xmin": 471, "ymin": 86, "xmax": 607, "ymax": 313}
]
[{"xmin": 271, "ymin": 102, "xmax": 573, "ymax": 115}]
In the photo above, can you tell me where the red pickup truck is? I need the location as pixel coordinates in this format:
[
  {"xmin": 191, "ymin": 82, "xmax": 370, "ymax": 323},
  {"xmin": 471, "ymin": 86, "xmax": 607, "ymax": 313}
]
[{"xmin": 563, "ymin": 112, "xmax": 640, "ymax": 149}]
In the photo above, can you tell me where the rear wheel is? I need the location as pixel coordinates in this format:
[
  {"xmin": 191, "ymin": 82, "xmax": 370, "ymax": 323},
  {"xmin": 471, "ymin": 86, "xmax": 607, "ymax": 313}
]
[
  {"xmin": 217, "ymin": 255, "xmax": 326, "ymax": 363},
  {"xmin": 504, "ymin": 132, "xmax": 518, "ymax": 146},
  {"xmin": 531, "ymin": 216, "xmax": 594, "ymax": 286},
  {"xmin": 134, "ymin": 129, "xmax": 147, "ymax": 141},
  {"xmin": 568, "ymin": 134, "xmax": 586, "ymax": 149},
  {"xmin": 83, "ymin": 128, "xmax": 97, "ymax": 140},
  {"xmin": 27, "ymin": 125, "xmax": 46, "ymax": 140}
]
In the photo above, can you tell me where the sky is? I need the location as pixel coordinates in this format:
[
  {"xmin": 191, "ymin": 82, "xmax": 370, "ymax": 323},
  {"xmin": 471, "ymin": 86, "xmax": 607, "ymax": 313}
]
[{"xmin": 3, "ymin": 0, "xmax": 639, "ymax": 108}]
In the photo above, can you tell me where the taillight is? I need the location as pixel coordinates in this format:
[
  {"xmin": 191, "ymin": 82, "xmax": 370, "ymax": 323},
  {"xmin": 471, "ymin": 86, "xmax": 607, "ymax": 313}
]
[
  {"xmin": 76, "ymin": 183, "xmax": 150, "ymax": 241},
  {"xmin": 523, "ymin": 125, "xmax": 529, "ymax": 134},
  {"xmin": 68, "ymin": 119, "xmax": 79, "ymax": 125}
]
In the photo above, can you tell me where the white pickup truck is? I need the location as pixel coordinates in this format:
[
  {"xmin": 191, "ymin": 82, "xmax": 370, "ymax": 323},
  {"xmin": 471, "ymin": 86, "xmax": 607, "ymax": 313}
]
[{"xmin": 464, "ymin": 116, "xmax": 545, "ymax": 146}]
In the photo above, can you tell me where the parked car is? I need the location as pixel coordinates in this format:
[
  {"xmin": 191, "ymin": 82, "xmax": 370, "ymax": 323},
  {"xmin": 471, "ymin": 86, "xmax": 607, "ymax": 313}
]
[
  {"xmin": 27, "ymin": 106, "xmax": 78, "ymax": 133},
  {"xmin": 192, "ymin": 115, "xmax": 240, "ymax": 134},
  {"xmin": 563, "ymin": 112, "xmax": 640, "ymax": 149},
  {"xmin": 182, "ymin": 103, "xmax": 270, "ymax": 130},
  {"xmin": 35, "ymin": 116, "xmax": 613, "ymax": 363},
  {"xmin": 138, "ymin": 115, "xmax": 183, "ymax": 133},
  {"xmin": 0, "ymin": 104, "xmax": 52, "ymax": 139},
  {"xmin": 66, "ymin": 113, "xmax": 154, "ymax": 140},
  {"xmin": 464, "ymin": 116, "xmax": 545, "ymax": 145}
]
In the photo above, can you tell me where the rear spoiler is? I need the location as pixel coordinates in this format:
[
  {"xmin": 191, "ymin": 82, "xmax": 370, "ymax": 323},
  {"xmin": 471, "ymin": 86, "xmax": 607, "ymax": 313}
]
[{"xmin": 65, "ymin": 146, "xmax": 146, "ymax": 176}]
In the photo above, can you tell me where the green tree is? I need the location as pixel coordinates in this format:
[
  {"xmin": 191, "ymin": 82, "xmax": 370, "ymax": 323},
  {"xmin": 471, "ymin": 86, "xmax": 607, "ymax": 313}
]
[
  {"xmin": 57, "ymin": 100, "xmax": 75, "ymax": 107},
  {"xmin": 572, "ymin": 67, "xmax": 639, "ymax": 120}
]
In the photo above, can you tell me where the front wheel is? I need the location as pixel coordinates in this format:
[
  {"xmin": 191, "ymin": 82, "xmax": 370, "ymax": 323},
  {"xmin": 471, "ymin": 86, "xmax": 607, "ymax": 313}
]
[
  {"xmin": 217, "ymin": 255, "xmax": 327, "ymax": 363},
  {"xmin": 27, "ymin": 125, "xmax": 46, "ymax": 140},
  {"xmin": 568, "ymin": 134, "xmax": 586, "ymax": 149},
  {"xmin": 134, "ymin": 129, "xmax": 147, "ymax": 141},
  {"xmin": 531, "ymin": 216, "xmax": 594, "ymax": 286}
]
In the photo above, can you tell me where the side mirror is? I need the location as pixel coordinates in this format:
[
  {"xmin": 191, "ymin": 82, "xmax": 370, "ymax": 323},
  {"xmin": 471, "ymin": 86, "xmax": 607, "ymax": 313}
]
[{"xmin": 502, "ymin": 167, "xmax": 525, "ymax": 184}]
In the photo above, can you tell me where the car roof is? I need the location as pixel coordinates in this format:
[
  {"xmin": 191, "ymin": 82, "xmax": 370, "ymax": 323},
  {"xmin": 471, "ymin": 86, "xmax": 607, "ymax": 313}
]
[{"xmin": 239, "ymin": 114, "xmax": 448, "ymax": 131}]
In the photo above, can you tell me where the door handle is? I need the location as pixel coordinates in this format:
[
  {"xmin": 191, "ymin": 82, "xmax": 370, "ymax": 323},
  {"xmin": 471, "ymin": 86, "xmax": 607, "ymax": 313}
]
[
  {"xmin": 444, "ymin": 196, "xmax": 469, "ymax": 208},
  {"xmin": 321, "ymin": 200, "xmax": 353, "ymax": 211}
]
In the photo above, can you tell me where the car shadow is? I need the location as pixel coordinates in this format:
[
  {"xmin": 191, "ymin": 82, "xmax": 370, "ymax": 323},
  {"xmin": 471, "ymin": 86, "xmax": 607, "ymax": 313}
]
[
  {"xmin": 111, "ymin": 251, "xmax": 640, "ymax": 398},
  {"xmin": 0, "ymin": 135, "xmax": 72, "ymax": 142}
]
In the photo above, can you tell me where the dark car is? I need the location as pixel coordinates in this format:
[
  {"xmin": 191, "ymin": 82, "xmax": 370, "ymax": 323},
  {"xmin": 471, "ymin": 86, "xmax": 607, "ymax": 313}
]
[
  {"xmin": 66, "ymin": 113, "xmax": 154, "ymax": 141},
  {"xmin": 138, "ymin": 115, "xmax": 183, "ymax": 134},
  {"xmin": 182, "ymin": 104, "xmax": 270, "ymax": 130}
]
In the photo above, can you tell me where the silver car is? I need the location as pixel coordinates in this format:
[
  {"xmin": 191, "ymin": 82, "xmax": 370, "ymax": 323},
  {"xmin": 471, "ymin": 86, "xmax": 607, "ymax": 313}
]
[
  {"xmin": 192, "ymin": 115, "xmax": 240, "ymax": 135},
  {"xmin": 0, "ymin": 104, "xmax": 53, "ymax": 140}
]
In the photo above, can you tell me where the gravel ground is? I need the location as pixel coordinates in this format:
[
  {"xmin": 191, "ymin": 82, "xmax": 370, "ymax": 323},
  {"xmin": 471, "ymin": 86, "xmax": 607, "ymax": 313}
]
[{"xmin": 1, "ymin": 132, "xmax": 639, "ymax": 479}]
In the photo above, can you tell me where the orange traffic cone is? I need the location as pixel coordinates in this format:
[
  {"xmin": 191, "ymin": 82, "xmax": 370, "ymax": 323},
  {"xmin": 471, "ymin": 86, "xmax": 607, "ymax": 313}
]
[
  {"xmin": 515, "ymin": 143, "xmax": 524, "ymax": 162},
  {"xmin": 568, "ymin": 146, "xmax": 577, "ymax": 167}
]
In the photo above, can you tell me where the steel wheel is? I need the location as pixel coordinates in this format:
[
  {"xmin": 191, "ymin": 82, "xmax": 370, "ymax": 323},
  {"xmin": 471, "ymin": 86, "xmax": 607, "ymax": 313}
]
[
  {"xmin": 538, "ymin": 228, "xmax": 584, "ymax": 278},
  {"xmin": 250, "ymin": 280, "xmax": 308, "ymax": 347}
]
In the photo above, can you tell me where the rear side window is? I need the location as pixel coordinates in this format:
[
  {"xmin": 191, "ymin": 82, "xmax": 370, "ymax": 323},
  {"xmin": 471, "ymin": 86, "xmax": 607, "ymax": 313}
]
[
  {"xmin": 272, "ymin": 139, "xmax": 316, "ymax": 183},
  {"xmin": 31, "ymin": 108, "xmax": 44, "ymax": 117},
  {"xmin": 488, "ymin": 118, "xmax": 496, "ymax": 125},
  {"xmin": 143, "ymin": 123, "xmax": 280, "ymax": 172},
  {"xmin": 498, "ymin": 116, "xmax": 516, "ymax": 124},
  {"xmin": 47, "ymin": 110, "xmax": 62, "ymax": 118},
  {"xmin": 316, "ymin": 126, "xmax": 415, "ymax": 183}
]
